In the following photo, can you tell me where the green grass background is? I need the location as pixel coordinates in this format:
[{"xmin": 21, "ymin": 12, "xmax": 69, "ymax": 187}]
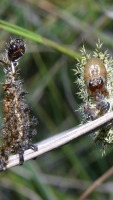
[{"xmin": 0, "ymin": 0, "xmax": 113, "ymax": 199}]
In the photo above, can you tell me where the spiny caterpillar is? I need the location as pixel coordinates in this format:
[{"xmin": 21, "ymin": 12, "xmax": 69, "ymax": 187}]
[
  {"xmin": 74, "ymin": 40, "xmax": 113, "ymax": 152},
  {"xmin": 0, "ymin": 38, "xmax": 38, "ymax": 170}
]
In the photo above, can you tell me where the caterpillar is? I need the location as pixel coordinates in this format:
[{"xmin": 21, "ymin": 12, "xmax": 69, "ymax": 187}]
[
  {"xmin": 0, "ymin": 38, "xmax": 38, "ymax": 170},
  {"xmin": 74, "ymin": 40, "xmax": 113, "ymax": 152}
]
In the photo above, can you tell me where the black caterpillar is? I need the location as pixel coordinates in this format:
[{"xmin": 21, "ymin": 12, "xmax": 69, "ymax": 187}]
[{"xmin": 0, "ymin": 38, "xmax": 38, "ymax": 170}]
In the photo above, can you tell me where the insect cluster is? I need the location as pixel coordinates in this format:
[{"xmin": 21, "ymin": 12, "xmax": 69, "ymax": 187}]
[
  {"xmin": 74, "ymin": 40, "xmax": 113, "ymax": 151},
  {"xmin": 0, "ymin": 38, "xmax": 37, "ymax": 170}
]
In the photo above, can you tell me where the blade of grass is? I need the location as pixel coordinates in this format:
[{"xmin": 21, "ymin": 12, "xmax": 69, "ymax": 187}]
[
  {"xmin": 0, "ymin": 20, "xmax": 81, "ymax": 58},
  {"xmin": 26, "ymin": 162, "xmax": 58, "ymax": 200}
]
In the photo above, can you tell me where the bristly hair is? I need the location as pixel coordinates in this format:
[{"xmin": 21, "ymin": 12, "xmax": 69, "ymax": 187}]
[
  {"xmin": 0, "ymin": 38, "xmax": 38, "ymax": 170},
  {"xmin": 74, "ymin": 40, "xmax": 113, "ymax": 154}
]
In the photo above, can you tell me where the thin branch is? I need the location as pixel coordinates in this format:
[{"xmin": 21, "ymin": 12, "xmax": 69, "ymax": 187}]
[
  {"xmin": 79, "ymin": 166, "xmax": 113, "ymax": 200},
  {"xmin": 3, "ymin": 111, "xmax": 113, "ymax": 171}
]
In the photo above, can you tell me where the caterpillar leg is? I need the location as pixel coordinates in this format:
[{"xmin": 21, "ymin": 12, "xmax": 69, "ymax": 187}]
[{"xmin": 19, "ymin": 151, "xmax": 24, "ymax": 165}]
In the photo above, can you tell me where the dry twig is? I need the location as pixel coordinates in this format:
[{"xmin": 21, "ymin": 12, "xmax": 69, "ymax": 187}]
[
  {"xmin": 79, "ymin": 166, "xmax": 113, "ymax": 200},
  {"xmin": 3, "ymin": 111, "xmax": 113, "ymax": 171}
]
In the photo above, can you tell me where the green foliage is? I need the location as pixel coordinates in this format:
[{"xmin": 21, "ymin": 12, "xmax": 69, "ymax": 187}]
[{"xmin": 0, "ymin": 0, "xmax": 113, "ymax": 200}]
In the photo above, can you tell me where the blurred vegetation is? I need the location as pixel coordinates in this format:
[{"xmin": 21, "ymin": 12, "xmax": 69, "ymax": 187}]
[{"xmin": 0, "ymin": 0, "xmax": 113, "ymax": 199}]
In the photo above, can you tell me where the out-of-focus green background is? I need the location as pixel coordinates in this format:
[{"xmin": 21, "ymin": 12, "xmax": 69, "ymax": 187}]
[{"xmin": 0, "ymin": 0, "xmax": 113, "ymax": 199}]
